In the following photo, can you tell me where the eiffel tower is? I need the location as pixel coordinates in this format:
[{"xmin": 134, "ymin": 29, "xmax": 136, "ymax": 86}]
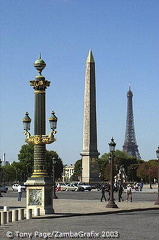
[{"xmin": 123, "ymin": 87, "xmax": 141, "ymax": 159}]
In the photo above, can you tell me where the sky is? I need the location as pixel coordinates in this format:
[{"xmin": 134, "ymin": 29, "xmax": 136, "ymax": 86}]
[{"xmin": 0, "ymin": 0, "xmax": 159, "ymax": 165}]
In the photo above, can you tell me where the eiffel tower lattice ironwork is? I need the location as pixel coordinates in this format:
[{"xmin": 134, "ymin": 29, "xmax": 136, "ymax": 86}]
[{"xmin": 123, "ymin": 87, "xmax": 141, "ymax": 159}]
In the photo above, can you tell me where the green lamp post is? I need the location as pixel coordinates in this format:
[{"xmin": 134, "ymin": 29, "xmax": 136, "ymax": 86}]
[
  {"xmin": 106, "ymin": 138, "xmax": 118, "ymax": 208},
  {"xmin": 154, "ymin": 147, "xmax": 159, "ymax": 205},
  {"xmin": 23, "ymin": 55, "xmax": 57, "ymax": 214}
]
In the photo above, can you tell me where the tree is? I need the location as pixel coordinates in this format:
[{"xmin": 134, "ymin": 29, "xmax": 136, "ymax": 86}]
[
  {"xmin": 18, "ymin": 144, "xmax": 34, "ymax": 178},
  {"xmin": 45, "ymin": 150, "xmax": 63, "ymax": 180},
  {"xmin": 11, "ymin": 161, "xmax": 26, "ymax": 182},
  {"xmin": 98, "ymin": 153, "xmax": 110, "ymax": 181},
  {"xmin": 127, "ymin": 164, "xmax": 140, "ymax": 182},
  {"xmin": 0, "ymin": 158, "xmax": 2, "ymax": 184},
  {"xmin": 70, "ymin": 159, "xmax": 82, "ymax": 181},
  {"xmin": 1, "ymin": 165, "xmax": 15, "ymax": 183},
  {"xmin": 137, "ymin": 160, "xmax": 158, "ymax": 182},
  {"xmin": 99, "ymin": 150, "xmax": 144, "ymax": 182},
  {"xmin": 7, "ymin": 144, "xmax": 64, "ymax": 183}
]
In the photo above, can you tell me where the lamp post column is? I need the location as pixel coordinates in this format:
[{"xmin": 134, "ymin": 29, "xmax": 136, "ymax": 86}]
[
  {"xmin": 30, "ymin": 58, "xmax": 50, "ymax": 178},
  {"xmin": 106, "ymin": 138, "xmax": 118, "ymax": 209},
  {"xmin": 155, "ymin": 147, "xmax": 159, "ymax": 205},
  {"xmin": 52, "ymin": 157, "xmax": 58, "ymax": 199}
]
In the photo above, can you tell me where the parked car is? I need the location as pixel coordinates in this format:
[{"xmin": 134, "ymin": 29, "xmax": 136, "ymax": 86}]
[
  {"xmin": 77, "ymin": 182, "xmax": 92, "ymax": 191},
  {"xmin": 56, "ymin": 183, "xmax": 67, "ymax": 191},
  {"xmin": 65, "ymin": 184, "xmax": 78, "ymax": 191},
  {"xmin": 12, "ymin": 184, "xmax": 26, "ymax": 191},
  {"xmin": 0, "ymin": 185, "xmax": 8, "ymax": 193},
  {"xmin": 73, "ymin": 183, "xmax": 85, "ymax": 191}
]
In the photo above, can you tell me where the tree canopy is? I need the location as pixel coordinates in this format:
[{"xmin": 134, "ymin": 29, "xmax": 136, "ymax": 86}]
[
  {"xmin": 98, "ymin": 150, "xmax": 144, "ymax": 181},
  {"xmin": 2, "ymin": 144, "xmax": 63, "ymax": 183},
  {"xmin": 137, "ymin": 159, "xmax": 158, "ymax": 182},
  {"xmin": 70, "ymin": 159, "xmax": 82, "ymax": 181}
]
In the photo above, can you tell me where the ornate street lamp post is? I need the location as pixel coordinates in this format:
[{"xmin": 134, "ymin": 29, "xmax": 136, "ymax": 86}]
[
  {"xmin": 23, "ymin": 55, "xmax": 58, "ymax": 214},
  {"xmin": 52, "ymin": 157, "xmax": 58, "ymax": 199},
  {"xmin": 106, "ymin": 138, "xmax": 118, "ymax": 208},
  {"xmin": 154, "ymin": 147, "xmax": 159, "ymax": 205}
]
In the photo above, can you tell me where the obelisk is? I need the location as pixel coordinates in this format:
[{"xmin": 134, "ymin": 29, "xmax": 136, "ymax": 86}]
[{"xmin": 80, "ymin": 50, "xmax": 100, "ymax": 183}]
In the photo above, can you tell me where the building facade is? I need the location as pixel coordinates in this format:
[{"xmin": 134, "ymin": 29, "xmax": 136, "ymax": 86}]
[{"xmin": 62, "ymin": 164, "xmax": 74, "ymax": 182}]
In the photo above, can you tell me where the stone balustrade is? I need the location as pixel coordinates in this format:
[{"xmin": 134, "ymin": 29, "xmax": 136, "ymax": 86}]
[{"xmin": 0, "ymin": 206, "xmax": 40, "ymax": 225}]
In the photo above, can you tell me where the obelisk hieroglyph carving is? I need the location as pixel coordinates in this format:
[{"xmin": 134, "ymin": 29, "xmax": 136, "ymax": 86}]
[{"xmin": 80, "ymin": 50, "xmax": 100, "ymax": 183}]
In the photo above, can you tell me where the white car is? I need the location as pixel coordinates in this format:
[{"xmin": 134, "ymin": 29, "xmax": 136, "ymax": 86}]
[
  {"xmin": 65, "ymin": 184, "xmax": 78, "ymax": 191},
  {"xmin": 12, "ymin": 184, "xmax": 26, "ymax": 191},
  {"xmin": 56, "ymin": 183, "xmax": 78, "ymax": 191},
  {"xmin": 56, "ymin": 183, "xmax": 67, "ymax": 191},
  {"xmin": 77, "ymin": 183, "xmax": 92, "ymax": 191}
]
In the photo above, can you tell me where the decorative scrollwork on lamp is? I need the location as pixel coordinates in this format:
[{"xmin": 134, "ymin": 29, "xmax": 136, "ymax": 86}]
[{"xmin": 22, "ymin": 111, "xmax": 57, "ymax": 145}]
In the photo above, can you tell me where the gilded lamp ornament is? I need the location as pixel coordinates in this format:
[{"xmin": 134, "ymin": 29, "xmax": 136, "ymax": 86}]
[
  {"xmin": 23, "ymin": 111, "xmax": 57, "ymax": 145},
  {"xmin": 30, "ymin": 55, "xmax": 50, "ymax": 90},
  {"xmin": 34, "ymin": 53, "xmax": 46, "ymax": 75}
]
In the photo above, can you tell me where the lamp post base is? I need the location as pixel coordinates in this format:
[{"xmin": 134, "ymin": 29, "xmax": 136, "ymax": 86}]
[
  {"xmin": 53, "ymin": 186, "xmax": 58, "ymax": 199},
  {"xmin": 25, "ymin": 178, "xmax": 54, "ymax": 215},
  {"xmin": 154, "ymin": 200, "xmax": 159, "ymax": 205},
  {"xmin": 106, "ymin": 200, "xmax": 118, "ymax": 208}
]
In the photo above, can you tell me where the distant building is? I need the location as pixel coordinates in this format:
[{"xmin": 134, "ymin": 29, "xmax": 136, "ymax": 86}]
[
  {"xmin": 62, "ymin": 164, "xmax": 74, "ymax": 182},
  {"xmin": 1, "ymin": 153, "xmax": 10, "ymax": 166}
]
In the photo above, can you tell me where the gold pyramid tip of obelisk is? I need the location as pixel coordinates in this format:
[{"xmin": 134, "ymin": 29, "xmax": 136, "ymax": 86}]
[{"xmin": 86, "ymin": 49, "xmax": 95, "ymax": 63}]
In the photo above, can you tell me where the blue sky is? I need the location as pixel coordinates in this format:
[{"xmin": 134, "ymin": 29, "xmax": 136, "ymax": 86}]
[{"xmin": 0, "ymin": 0, "xmax": 159, "ymax": 165}]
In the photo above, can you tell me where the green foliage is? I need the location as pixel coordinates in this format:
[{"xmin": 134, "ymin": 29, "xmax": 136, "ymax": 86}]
[
  {"xmin": 137, "ymin": 159, "xmax": 158, "ymax": 182},
  {"xmin": 6, "ymin": 144, "xmax": 63, "ymax": 183},
  {"xmin": 1, "ymin": 165, "xmax": 16, "ymax": 182},
  {"xmin": 98, "ymin": 150, "xmax": 144, "ymax": 182},
  {"xmin": 70, "ymin": 159, "xmax": 82, "ymax": 181},
  {"xmin": 45, "ymin": 150, "xmax": 63, "ymax": 180},
  {"xmin": 98, "ymin": 153, "xmax": 110, "ymax": 181},
  {"xmin": 127, "ymin": 164, "xmax": 140, "ymax": 182},
  {"xmin": 18, "ymin": 144, "xmax": 34, "ymax": 177}
]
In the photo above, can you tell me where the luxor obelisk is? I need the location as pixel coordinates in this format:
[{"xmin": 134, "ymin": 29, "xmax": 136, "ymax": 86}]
[{"xmin": 80, "ymin": 50, "xmax": 100, "ymax": 183}]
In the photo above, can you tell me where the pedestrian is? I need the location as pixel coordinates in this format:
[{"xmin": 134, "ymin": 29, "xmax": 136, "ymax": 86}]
[
  {"xmin": 0, "ymin": 190, "xmax": 3, "ymax": 197},
  {"xmin": 139, "ymin": 182, "xmax": 143, "ymax": 191},
  {"xmin": 118, "ymin": 184, "xmax": 123, "ymax": 202},
  {"xmin": 126, "ymin": 184, "xmax": 132, "ymax": 202},
  {"xmin": 17, "ymin": 185, "xmax": 22, "ymax": 201},
  {"xmin": 100, "ymin": 185, "xmax": 106, "ymax": 202},
  {"xmin": 105, "ymin": 182, "xmax": 111, "ymax": 201}
]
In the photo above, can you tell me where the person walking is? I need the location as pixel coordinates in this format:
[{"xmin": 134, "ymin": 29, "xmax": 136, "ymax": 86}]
[
  {"xmin": 105, "ymin": 182, "xmax": 111, "ymax": 201},
  {"xmin": 118, "ymin": 184, "xmax": 123, "ymax": 202},
  {"xmin": 126, "ymin": 184, "xmax": 132, "ymax": 202},
  {"xmin": 17, "ymin": 185, "xmax": 22, "ymax": 201},
  {"xmin": 100, "ymin": 185, "xmax": 106, "ymax": 202}
]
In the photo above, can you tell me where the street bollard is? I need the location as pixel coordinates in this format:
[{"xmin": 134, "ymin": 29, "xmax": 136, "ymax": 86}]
[
  {"xmin": 19, "ymin": 209, "xmax": 25, "ymax": 220},
  {"xmin": 26, "ymin": 209, "xmax": 32, "ymax": 219},
  {"xmin": 0, "ymin": 212, "xmax": 1, "ymax": 225},
  {"xmin": 4, "ymin": 206, "xmax": 9, "ymax": 211},
  {"xmin": 7, "ymin": 211, "xmax": 12, "ymax": 223},
  {"xmin": 34, "ymin": 208, "xmax": 40, "ymax": 216},
  {"xmin": 12, "ymin": 209, "xmax": 18, "ymax": 222},
  {"xmin": 1, "ymin": 211, "xmax": 7, "ymax": 225}
]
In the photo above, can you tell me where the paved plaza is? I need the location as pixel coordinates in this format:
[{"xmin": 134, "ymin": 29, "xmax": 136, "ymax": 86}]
[
  {"xmin": 0, "ymin": 186, "xmax": 159, "ymax": 239},
  {"xmin": 0, "ymin": 185, "xmax": 159, "ymax": 217}
]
